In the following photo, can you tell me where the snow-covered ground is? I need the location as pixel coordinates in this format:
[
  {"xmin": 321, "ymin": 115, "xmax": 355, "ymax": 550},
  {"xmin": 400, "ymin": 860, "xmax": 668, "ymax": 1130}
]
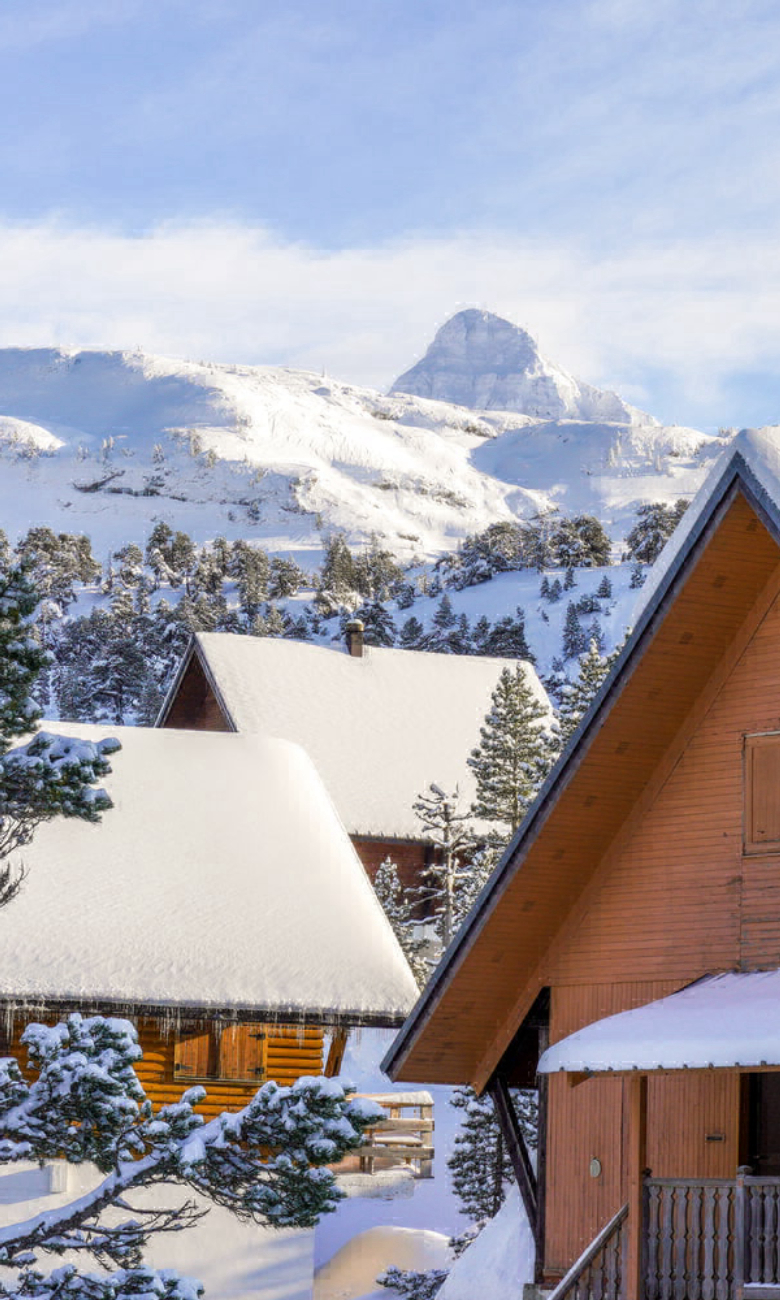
[{"xmin": 0, "ymin": 339, "xmax": 729, "ymax": 564}]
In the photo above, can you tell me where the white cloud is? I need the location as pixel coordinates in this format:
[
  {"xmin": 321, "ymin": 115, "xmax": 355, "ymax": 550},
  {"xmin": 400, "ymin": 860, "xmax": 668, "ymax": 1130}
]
[{"xmin": 0, "ymin": 217, "xmax": 778, "ymax": 428}]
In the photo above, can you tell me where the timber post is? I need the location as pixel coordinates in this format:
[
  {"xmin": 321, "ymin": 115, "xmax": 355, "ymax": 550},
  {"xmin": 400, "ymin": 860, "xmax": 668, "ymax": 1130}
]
[
  {"xmin": 734, "ymin": 1164, "xmax": 751, "ymax": 1299},
  {"xmin": 625, "ymin": 1073, "xmax": 648, "ymax": 1300}
]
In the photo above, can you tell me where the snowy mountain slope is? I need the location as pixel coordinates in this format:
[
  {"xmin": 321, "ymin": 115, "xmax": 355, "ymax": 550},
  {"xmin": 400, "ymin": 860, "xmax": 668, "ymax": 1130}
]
[
  {"xmin": 391, "ymin": 308, "xmax": 648, "ymax": 424},
  {"xmin": 0, "ymin": 326, "xmax": 730, "ymax": 561}
]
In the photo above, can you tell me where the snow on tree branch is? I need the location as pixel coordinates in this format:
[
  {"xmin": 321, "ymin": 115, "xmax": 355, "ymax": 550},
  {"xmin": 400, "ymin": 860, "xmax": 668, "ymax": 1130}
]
[{"xmin": 0, "ymin": 1015, "xmax": 382, "ymax": 1299}]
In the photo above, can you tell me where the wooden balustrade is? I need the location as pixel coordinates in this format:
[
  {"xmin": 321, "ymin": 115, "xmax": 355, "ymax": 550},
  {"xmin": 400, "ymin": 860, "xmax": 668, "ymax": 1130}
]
[
  {"xmin": 547, "ymin": 1204, "xmax": 628, "ymax": 1300},
  {"xmin": 352, "ymin": 1090, "xmax": 434, "ymax": 1179}
]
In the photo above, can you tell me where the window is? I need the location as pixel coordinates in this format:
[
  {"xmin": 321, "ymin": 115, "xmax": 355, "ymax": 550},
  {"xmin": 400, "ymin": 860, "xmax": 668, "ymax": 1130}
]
[
  {"xmin": 744, "ymin": 733, "xmax": 780, "ymax": 853},
  {"xmin": 174, "ymin": 1023, "xmax": 268, "ymax": 1084}
]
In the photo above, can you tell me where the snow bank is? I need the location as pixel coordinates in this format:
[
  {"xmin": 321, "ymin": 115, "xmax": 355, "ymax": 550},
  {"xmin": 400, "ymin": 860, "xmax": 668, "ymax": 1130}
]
[
  {"xmin": 539, "ymin": 969, "xmax": 780, "ymax": 1073},
  {"xmin": 438, "ymin": 1186, "xmax": 535, "ymax": 1300},
  {"xmin": 191, "ymin": 634, "xmax": 550, "ymax": 839},
  {"xmin": 0, "ymin": 724, "xmax": 418, "ymax": 1022},
  {"xmin": 314, "ymin": 1226, "xmax": 451, "ymax": 1300}
]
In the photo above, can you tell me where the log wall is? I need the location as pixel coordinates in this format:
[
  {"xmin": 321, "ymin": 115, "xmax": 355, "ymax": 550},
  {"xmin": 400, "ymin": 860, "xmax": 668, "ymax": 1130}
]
[{"xmin": 7, "ymin": 1018, "xmax": 324, "ymax": 1122}]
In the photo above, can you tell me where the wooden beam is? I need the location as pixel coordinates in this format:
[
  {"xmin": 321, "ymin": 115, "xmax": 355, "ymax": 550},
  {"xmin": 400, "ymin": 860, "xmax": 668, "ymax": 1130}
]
[
  {"xmin": 488, "ymin": 1074, "xmax": 538, "ymax": 1249},
  {"xmin": 324, "ymin": 1028, "xmax": 349, "ymax": 1078},
  {"xmin": 624, "ymin": 1074, "xmax": 648, "ymax": 1300}
]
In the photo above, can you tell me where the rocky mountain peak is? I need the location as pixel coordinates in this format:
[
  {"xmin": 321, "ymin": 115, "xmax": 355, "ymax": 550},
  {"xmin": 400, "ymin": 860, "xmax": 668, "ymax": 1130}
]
[{"xmin": 390, "ymin": 308, "xmax": 648, "ymax": 425}]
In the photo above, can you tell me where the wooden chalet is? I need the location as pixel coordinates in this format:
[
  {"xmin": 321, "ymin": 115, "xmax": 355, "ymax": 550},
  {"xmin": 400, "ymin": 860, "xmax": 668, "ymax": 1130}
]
[
  {"xmin": 156, "ymin": 627, "xmax": 548, "ymax": 890},
  {"xmin": 0, "ymin": 724, "xmax": 418, "ymax": 1120},
  {"xmin": 383, "ymin": 428, "xmax": 780, "ymax": 1298}
]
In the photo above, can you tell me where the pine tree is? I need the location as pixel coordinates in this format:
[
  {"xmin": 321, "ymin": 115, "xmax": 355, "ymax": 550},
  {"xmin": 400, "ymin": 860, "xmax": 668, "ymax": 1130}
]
[
  {"xmin": 563, "ymin": 565, "xmax": 576, "ymax": 590},
  {"xmin": 319, "ymin": 533, "xmax": 356, "ymax": 600},
  {"xmin": 229, "ymin": 541, "xmax": 270, "ymax": 619},
  {"xmin": 626, "ymin": 498, "xmax": 689, "ymax": 565},
  {"xmin": 540, "ymin": 574, "xmax": 550, "ymax": 599},
  {"xmin": 412, "ymin": 785, "xmax": 477, "ymax": 949},
  {"xmin": 471, "ymin": 614, "xmax": 491, "ymax": 654},
  {"xmin": 447, "ymin": 1085, "xmax": 537, "ymax": 1224},
  {"xmin": 354, "ymin": 598, "xmax": 397, "ymax": 647},
  {"xmin": 0, "ymin": 1014, "xmax": 380, "ymax": 1300},
  {"xmin": 372, "ymin": 858, "xmax": 427, "ymax": 987},
  {"xmin": 596, "ymin": 574, "xmax": 613, "ymax": 599},
  {"xmin": 630, "ymin": 559, "xmax": 646, "ymax": 589},
  {"xmin": 562, "ymin": 601, "xmax": 587, "ymax": 660},
  {"xmin": 0, "ymin": 559, "xmax": 118, "ymax": 902},
  {"xmin": 557, "ymin": 638, "xmax": 613, "ymax": 743},
  {"xmin": 399, "ymin": 616, "xmax": 425, "ymax": 650},
  {"xmin": 269, "ymin": 555, "xmax": 306, "ymax": 599},
  {"xmin": 468, "ymin": 666, "xmax": 557, "ymax": 840},
  {"xmin": 481, "ymin": 606, "xmax": 534, "ymax": 661},
  {"xmin": 427, "ymin": 594, "xmax": 457, "ymax": 650}
]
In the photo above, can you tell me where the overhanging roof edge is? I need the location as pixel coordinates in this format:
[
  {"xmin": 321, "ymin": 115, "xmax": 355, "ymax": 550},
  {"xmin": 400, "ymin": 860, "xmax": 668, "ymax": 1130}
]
[{"xmin": 383, "ymin": 453, "xmax": 780, "ymax": 1082}]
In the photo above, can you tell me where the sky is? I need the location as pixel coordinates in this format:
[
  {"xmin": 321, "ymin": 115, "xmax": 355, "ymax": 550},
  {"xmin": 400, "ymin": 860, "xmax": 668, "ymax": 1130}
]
[{"xmin": 0, "ymin": 0, "xmax": 779, "ymax": 429}]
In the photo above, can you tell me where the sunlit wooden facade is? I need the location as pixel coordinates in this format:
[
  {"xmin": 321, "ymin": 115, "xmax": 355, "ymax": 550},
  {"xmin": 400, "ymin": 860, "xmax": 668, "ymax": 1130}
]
[{"xmin": 385, "ymin": 439, "xmax": 780, "ymax": 1294}]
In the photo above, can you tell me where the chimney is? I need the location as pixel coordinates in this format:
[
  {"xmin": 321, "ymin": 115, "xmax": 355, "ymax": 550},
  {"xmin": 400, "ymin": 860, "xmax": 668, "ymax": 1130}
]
[{"xmin": 345, "ymin": 619, "xmax": 364, "ymax": 658}]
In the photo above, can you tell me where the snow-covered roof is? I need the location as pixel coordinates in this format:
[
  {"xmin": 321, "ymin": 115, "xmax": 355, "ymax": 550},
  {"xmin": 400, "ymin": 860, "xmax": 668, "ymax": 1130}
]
[
  {"xmin": 179, "ymin": 634, "xmax": 548, "ymax": 840},
  {"xmin": 0, "ymin": 723, "xmax": 418, "ymax": 1024},
  {"xmin": 539, "ymin": 971, "xmax": 780, "ymax": 1073},
  {"xmin": 633, "ymin": 426, "xmax": 780, "ymax": 623}
]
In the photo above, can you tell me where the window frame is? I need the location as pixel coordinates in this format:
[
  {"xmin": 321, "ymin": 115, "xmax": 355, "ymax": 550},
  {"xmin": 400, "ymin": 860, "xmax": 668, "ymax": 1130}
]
[{"xmin": 744, "ymin": 731, "xmax": 780, "ymax": 855}]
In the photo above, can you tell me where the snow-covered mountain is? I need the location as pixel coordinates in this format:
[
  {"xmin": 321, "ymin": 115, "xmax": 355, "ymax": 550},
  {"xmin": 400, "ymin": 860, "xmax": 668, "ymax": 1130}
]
[
  {"xmin": 0, "ymin": 323, "xmax": 730, "ymax": 561},
  {"xmin": 391, "ymin": 309, "xmax": 648, "ymax": 424}
]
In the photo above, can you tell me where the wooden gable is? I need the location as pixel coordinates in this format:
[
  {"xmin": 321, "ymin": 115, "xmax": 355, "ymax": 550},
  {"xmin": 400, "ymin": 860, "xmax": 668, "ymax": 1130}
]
[
  {"xmin": 387, "ymin": 483, "xmax": 780, "ymax": 1089},
  {"xmin": 160, "ymin": 650, "xmax": 232, "ymax": 731}
]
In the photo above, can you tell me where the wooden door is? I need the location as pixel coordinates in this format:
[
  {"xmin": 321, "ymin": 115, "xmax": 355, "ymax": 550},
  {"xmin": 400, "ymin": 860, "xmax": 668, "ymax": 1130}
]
[{"xmin": 748, "ymin": 1074, "xmax": 780, "ymax": 1175}]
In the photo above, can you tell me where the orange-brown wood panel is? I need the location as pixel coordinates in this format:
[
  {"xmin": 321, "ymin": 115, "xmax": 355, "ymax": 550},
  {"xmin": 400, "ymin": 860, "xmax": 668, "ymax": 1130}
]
[
  {"xmin": 351, "ymin": 837, "xmax": 428, "ymax": 893},
  {"xmin": 162, "ymin": 656, "xmax": 231, "ymax": 731},
  {"xmin": 545, "ymin": 987, "xmax": 742, "ymax": 1273},
  {"xmin": 396, "ymin": 492, "xmax": 780, "ymax": 1086},
  {"xmin": 3, "ymin": 1016, "xmax": 323, "ymax": 1123}
]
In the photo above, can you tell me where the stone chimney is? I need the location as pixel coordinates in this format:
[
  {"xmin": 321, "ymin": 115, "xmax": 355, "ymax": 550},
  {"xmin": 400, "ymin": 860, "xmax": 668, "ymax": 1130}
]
[{"xmin": 345, "ymin": 619, "xmax": 364, "ymax": 658}]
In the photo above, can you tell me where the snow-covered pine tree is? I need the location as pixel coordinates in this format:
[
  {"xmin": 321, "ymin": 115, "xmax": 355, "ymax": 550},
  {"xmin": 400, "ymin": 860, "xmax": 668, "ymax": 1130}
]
[
  {"xmin": 0, "ymin": 557, "xmax": 118, "ymax": 902},
  {"xmin": 480, "ymin": 606, "xmax": 534, "ymax": 661},
  {"xmin": 629, "ymin": 559, "xmax": 646, "ymax": 589},
  {"xmin": 427, "ymin": 594, "xmax": 457, "ymax": 651},
  {"xmin": 447, "ymin": 1085, "xmax": 537, "ymax": 1225},
  {"xmin": 468, "ymin": 666, "xmax": 557, "ymax": 841},
  {"xmin": 412, "ymin": 785, "xmax": 477, "ymax": 949},
  {"xmin": 562, "ymin": 601, "xmax": 587, "ymax": 660},
  {"xmin": 269, "ymin": 555, "xmax": 306, "ymax": 599},
  {"xmin": 625, "ymin": 498, "xmax": 689, "ymax": 565},
  {"xmin": 399, "ymin": 615, "xmax": 425, "ymax": 650},
  {"xmin": 557, "ymin": 637, "xmax": 613, "ymax": 744},
  {"xmin": 372, "ymin": 857, "xmax": 427, "ymax": 986},
  {"xmin": 0, "ymin": 1014, "xmax": 381, "ymax": 1300},
  {"xmin": 353, "ymin": 598, "xmax": 397, "ymax": 647},
  {"xmin": 596, "ymin": 573, "xmax": 613, "ymax": 599}
]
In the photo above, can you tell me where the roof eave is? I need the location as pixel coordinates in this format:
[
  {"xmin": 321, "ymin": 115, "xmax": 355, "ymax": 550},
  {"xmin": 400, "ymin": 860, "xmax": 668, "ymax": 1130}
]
[{"xmin": 383, "ymin": 451, "xmax": 779, "ymax": 1082}]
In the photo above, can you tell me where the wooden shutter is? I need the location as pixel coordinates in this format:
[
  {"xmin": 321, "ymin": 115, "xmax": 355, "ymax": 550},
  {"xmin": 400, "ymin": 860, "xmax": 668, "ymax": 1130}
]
[
  {"xmin": 174, "ymin": 1027, "xmax": 214, "ymax": 1079},
  {"xmin": 746, "ymin": 734, "xmax": 780, "ymax": 850},
  {"xmin": 217, "ymin": 1024, "xmax": 268, "ymax": 1082}
]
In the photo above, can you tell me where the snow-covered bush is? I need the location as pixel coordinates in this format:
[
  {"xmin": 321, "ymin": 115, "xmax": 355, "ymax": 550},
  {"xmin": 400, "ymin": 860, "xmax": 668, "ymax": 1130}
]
[{"xmin": 0, "ymin": 1014, "xmax": 381, "ymax": 1300}]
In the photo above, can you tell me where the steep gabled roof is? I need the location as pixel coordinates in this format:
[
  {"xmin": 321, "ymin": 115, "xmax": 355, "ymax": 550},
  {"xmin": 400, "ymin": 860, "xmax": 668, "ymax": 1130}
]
[
  {"xmin": 0, "ymin": 723, "xmax": 418, "ymax": 1025},
  {"xmin": 159, "ymin": 634, "xmax": 548, "ymax": 840},
  {"xmin": 384, "ymin": 427, "xmax": 780, "ymax": 1089}
]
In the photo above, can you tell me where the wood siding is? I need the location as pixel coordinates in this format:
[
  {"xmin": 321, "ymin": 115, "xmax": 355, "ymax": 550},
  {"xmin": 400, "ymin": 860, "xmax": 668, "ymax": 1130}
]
[
  {"xmin": 7, "ymin": 1018, "xmax": 324, "ymax": 1122},
  {"xmin": 395, "ymin": 492, "xmax": 780, "ymax": 1087},
  {"xmin": 162, "ymin": 655, "xmax": 231, "ymax": 731},
  {"xmin": 541, "ymin": 551, "xmax": 780, "ymax": 1273}
]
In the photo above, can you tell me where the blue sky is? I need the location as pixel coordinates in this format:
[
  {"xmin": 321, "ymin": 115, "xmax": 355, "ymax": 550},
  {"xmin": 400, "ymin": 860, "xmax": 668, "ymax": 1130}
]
[{"xmin": 1, "ymin": 0, "xmax": 779, "ymax": 429}]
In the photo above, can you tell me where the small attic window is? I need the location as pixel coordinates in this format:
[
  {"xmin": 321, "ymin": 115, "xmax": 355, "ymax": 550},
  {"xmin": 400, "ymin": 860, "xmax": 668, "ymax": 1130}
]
[{"xmin": 745, "ymin": 734, "xmax": 780, "ymax": 853}]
